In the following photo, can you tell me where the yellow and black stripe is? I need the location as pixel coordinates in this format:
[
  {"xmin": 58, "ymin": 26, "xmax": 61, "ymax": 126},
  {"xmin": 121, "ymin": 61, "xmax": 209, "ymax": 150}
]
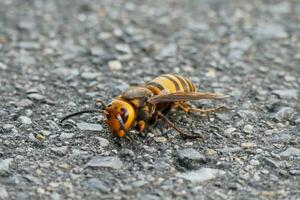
[{"xmin": 146, "ymin": 74, "xmax": 196, "ymax": 95}]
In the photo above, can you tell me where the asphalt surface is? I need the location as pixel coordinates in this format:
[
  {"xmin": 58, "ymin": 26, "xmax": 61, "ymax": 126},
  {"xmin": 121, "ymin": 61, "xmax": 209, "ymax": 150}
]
[{"xmin": 0, "ymin": 0, "xmax": 300, "ymax": 199}]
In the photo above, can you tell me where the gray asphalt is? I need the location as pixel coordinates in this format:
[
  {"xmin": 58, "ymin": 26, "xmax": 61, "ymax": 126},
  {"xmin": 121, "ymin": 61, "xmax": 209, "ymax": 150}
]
[{"xmin": 0, "ymin": 0, "xmax": 299, "ymax": 199}]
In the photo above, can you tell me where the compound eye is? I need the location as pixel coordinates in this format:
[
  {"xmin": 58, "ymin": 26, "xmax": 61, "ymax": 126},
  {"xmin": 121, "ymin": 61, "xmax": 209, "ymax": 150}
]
[{"xmin": 120, "ymin": 108, "xmax": 128, "ymax": 122}]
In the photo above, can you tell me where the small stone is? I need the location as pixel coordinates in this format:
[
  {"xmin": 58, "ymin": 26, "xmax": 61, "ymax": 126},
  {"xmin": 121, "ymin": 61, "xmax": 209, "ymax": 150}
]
[
  {"xmin": 268, "ymin": 133, "xmax": 291, "ymax": 143},
  {"xmin": 50, "ymin": 146, "xmax": 68, "ymax": 156},
  {"xmin": 295, "ymin": 117, "xmax": 300, "ymax": 124},
  {"xmin": 16, "ymin": 55, "xmax": 36, "ymax": 65},
  {"xmin": 119, "ymin": 148, "xmax": 135, "ymax": 158},
  {"xmin": 18, "ymin": 99, "xmax": 33, "ymax": 107},
  {"xmin": 243, "ymin": 125, "xmax": 254, "ymax": 134},
  {"xmin": 132, "ymin": 180, "xmax": 147, "ymax": 188},
  {"xmin": 272, "ymin": 89, "xmax": 298, "ymax": 99},
  {"xmin": 279, "ymin": 147, "xmax": 300, "ymax": 157},
  {"xmin": 218, "ymin": 147, "xmax": 243, "ymax": 153},
  {"xmin": 108, "ymin": 60, "xmax": 122, "ymax": 70},
  {"xmin": 18, "ymin": 21, "xmax": 35, "ymax": 30},
  {"xmin": 261, "ymin": 157, "xmax": 283, "ymax": 168},
  {"xmin": 177, "ymin": 168, "xmax": 225, "ymax": 183},
  {"xmin": 80, "ymin": 72, "xmax": 101, "ymax": 80},
  {"xmin": 0, "ymin": 158, "xmax": 13, "ymax": 176},
  {"xmin": 58, "ymin": 163, "xmax": 69, "ymax": 170},
  {"xmin": 115, "ymin": 44, "xmax": 131, "ymax": 54},
  {"xmin": 250, "ymin": 159, "xmax": 260, "ymax": 166},
  {"xmin": 254, "ymin": 24, "xmax": 288, "ymax": 39},
  {"xmin": 18, "ymin": 41, "xmax": 41, "ymax": 50},
  {"xmin": 95, "ymin": 137, "xmax": 110, "ymax": 147},
  {"xmin": 0, "ymin": 62, "xmax": 7, "ymax": 70},
  {"xmin": 205, "ymin": 68, "xmax": 216, "ymax": 78},
  {"xmin": 90, "ymin": 47, "xmax": 104, "ymax": 56},
  {"xmin": 54, "ymin": 68, "xmax": 79, "ymax": 79},
  {"xmin": 204, "ymin": 148, "xmax": 217, "ymax": 156},
  {"xmin": 23, "ymin": 175, "xmax": 42, "ymax": 185},
  {"xmin": 18, "ymin": 116, "xmax": 32, "ymax": 125},
  {"xmin": 224, "ymin": 127, "xmax": 236, "ymax": 136},
  {"xmin": 27, "ymin": 93, "xmax": 45, "ymax": 101},
  {"xmin": 177, "ymin": 148, "xmax": 205, "ymax": 169},
  {"xmin": 268, "ymin": 2, "xmax": 291, "ymax": 14},
  {"xmin": 37, "ymin": 187, "xmax": 45, "ymax": 194},
  {"xmin": 87, "ymin": 178, "xmax": 110, "ymax": 192},
  {"xmin": 34, "ymin": 133, "xmax": 46, "ymax": 142},
  {"xmin": 0, "ymin": 187, "xmax": 9, "ymax": 199},
  {"xmin": 229, "ymin": 38, "xmax": 252, "ymax": 51},
  {"xmin": 59, "ymin": 132, "xmax": 75, "ymax": 140},
  {"xmin": 77, "ymin": 122, "xmax": 103, "ymax": 131},
  {"xmin": 153, "ymin": 159, "xmax": 170, "ymax": 171},
  {"xmin": 160, "ymin": 43, "xmax": 176, "ymax": 57},
  {"xmin": 260, "ymin": 191, "xmax": 277, "ymax": 198},
  {"xmin": 3, "ymin": 124, "xmax": 14, "ymax": 131},
  {"xmin": 41, "ymin": 130, "xmax": 51, "ymax": 136},
  {"xmin": 237, "ymin": 110, "xmax": 257, "ymax": 120},
  {"xmin": 50, "ymin": 192, "xmax": 61, "ymax": 200},
  {"xmin": 85, "ymin": 156, "xmax": 123, "ymax": 170},
  {"xmin": 153, "ymin": 137, "xmax": 167, "ymax": 143},
  {"xmin": 241, "ymin": 142, "xmax": 256, "ymax": 149},
  {"xmin": 289, "ymin": 170, "xmax": 300, "ymax": 176},
  {"xmin": 272, "ymin": 107, "xmax": 295, "ymax": 122}
]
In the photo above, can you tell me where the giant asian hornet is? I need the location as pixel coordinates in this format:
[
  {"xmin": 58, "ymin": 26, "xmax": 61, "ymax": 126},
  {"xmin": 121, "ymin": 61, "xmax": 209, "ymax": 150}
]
[{"xmin": 60, "ymin": 74, "xmax": 227, "ymax": 144}]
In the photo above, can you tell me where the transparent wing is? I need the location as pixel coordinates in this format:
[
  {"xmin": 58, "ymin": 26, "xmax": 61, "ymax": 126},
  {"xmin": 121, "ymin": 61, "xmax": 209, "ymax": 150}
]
[{"xmin": 148, "ymin": 92, "xmax": 225, "ymax": 104}]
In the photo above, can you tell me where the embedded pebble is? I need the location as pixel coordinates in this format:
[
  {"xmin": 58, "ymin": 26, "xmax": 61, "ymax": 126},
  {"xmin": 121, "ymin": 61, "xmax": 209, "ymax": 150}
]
[
  {"xmin": 18, "ymin": 116, "xmax": 32, "ymax": 125},
  {"xmin": 77, "ymin": 123, "xmax": 103, "ymax": 131},
  {"xmin": 218, "ymin": 147, "xmax": 243, "ymax": 154},
  {"xmin": 80, "ymin": 72, "xmax": 101, "ymax": 80},
  {"xmin": 241, "ymin": 142, "xmax": 256, "ymax": 149},
  {"xmin": 160, "ymin": 43, "xmax": 176, "ymax": 57},
  {"xmin": 289, "ymin": 170, "xmax": 300, "ymax": 176},
  {"xmin": 279, "ymin": 148, "xmax": 300, "ymax": 157},
  {"xmin": 59, "ymin": 132, "xmax": 75, "ymax": 140},
  {"xmin": 254, "ymin": 24, "xmax": 288, "ymax": 39},
  {"xmin": 0, "ymin": 159, "xmax": 13, "ymax": 176},
  {"xmin": 108, "ymin": 60, "xmax": 122, "ymax": 70},
  {"xmin": 0, "ymin": 62, "xmax": 7, "ymax": 70},
  {"xmin": 86, "ymin": 178, "xmax": 110, "ymax": 192},
  {"xmin": 18, "ymin": 41, "xmax": 41, "ymax": 50},
  {"xmin": 177, "ymin": 148, "xmax": 205, "ymax": 169},
  {"xmin": 50, "ymin": 146, "xmax": 68, "ymax": 156},
  {"xmin": 243, "ymin": 125, "xmax": 254, "ymax": 134},
  {"xmin": 27, "ymin": 93, "xmax": 45, "ymax": 101},
  {"xmin": 177, "ymin": 168, "xmax": 226, "ymax": 183},
  {"xmin": 153, "ymin": 137, "xmax": 167, "ymax": 143},
  {"xmin": 85, "ymin": 156, "xmax": 123, "ymax": 170},
  {"xmin": 268, "ymin": 133, "xmax": 292, "ymax": 143},
  {"xmin": 95, "ymin": 137, "xmax": 110, "ymax": 147},
  {"xmin": 2, "ymin": 124, "xmax": 14, "ymax": 131},
  {"xmin": 272, "ymin": 89, "xmax": 298, "ymax": 99},
  {"xmin": 261, "ymin": 157, "xmax": 283, "ymax": 168},
  {"xmin": 272, "ymin": 107, "xmax": 295, "ymax": 122},
  {"xmin": 0, "ymin": 187, "xmax": 9, "ymax": 199},
  {"xmin": 224, "ymin": 127, "xmax": 236, "ymax": 136}
]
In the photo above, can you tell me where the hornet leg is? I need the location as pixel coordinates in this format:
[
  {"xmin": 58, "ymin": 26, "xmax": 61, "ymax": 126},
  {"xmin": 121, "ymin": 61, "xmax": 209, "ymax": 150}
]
[
  {"xmin": 177, "ymin": 102, "xmax": 228, "ymax": 116},
  {"xmin": 136, "ymin": 120, "xmax": 146, "ymax": 137},
  {"xmin": 155, "ymin": 111, "xmax": 204, "ymax": 140}
]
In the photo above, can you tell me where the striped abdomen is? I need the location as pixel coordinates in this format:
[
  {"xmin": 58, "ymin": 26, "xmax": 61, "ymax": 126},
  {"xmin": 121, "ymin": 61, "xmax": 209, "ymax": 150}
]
[{"xmin": 146, "ymin": 74, "xmax": 196, "ymax": 95}]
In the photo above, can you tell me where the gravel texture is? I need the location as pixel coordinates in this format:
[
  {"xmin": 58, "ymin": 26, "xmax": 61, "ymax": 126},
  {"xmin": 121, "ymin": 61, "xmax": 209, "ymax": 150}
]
[{"xmin": 0, "ymin": 0, "xmax": 300, "ymax": 199}]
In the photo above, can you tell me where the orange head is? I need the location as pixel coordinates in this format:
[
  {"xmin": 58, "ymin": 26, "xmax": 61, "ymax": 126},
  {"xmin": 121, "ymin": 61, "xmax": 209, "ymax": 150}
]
[
  {"xmin": 105, "ymin": 99, "xmax": 136, "ymax": 138},
  {"xmin": 60, "ymin": 99, "xmax": 136, "ymax": 139}
]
